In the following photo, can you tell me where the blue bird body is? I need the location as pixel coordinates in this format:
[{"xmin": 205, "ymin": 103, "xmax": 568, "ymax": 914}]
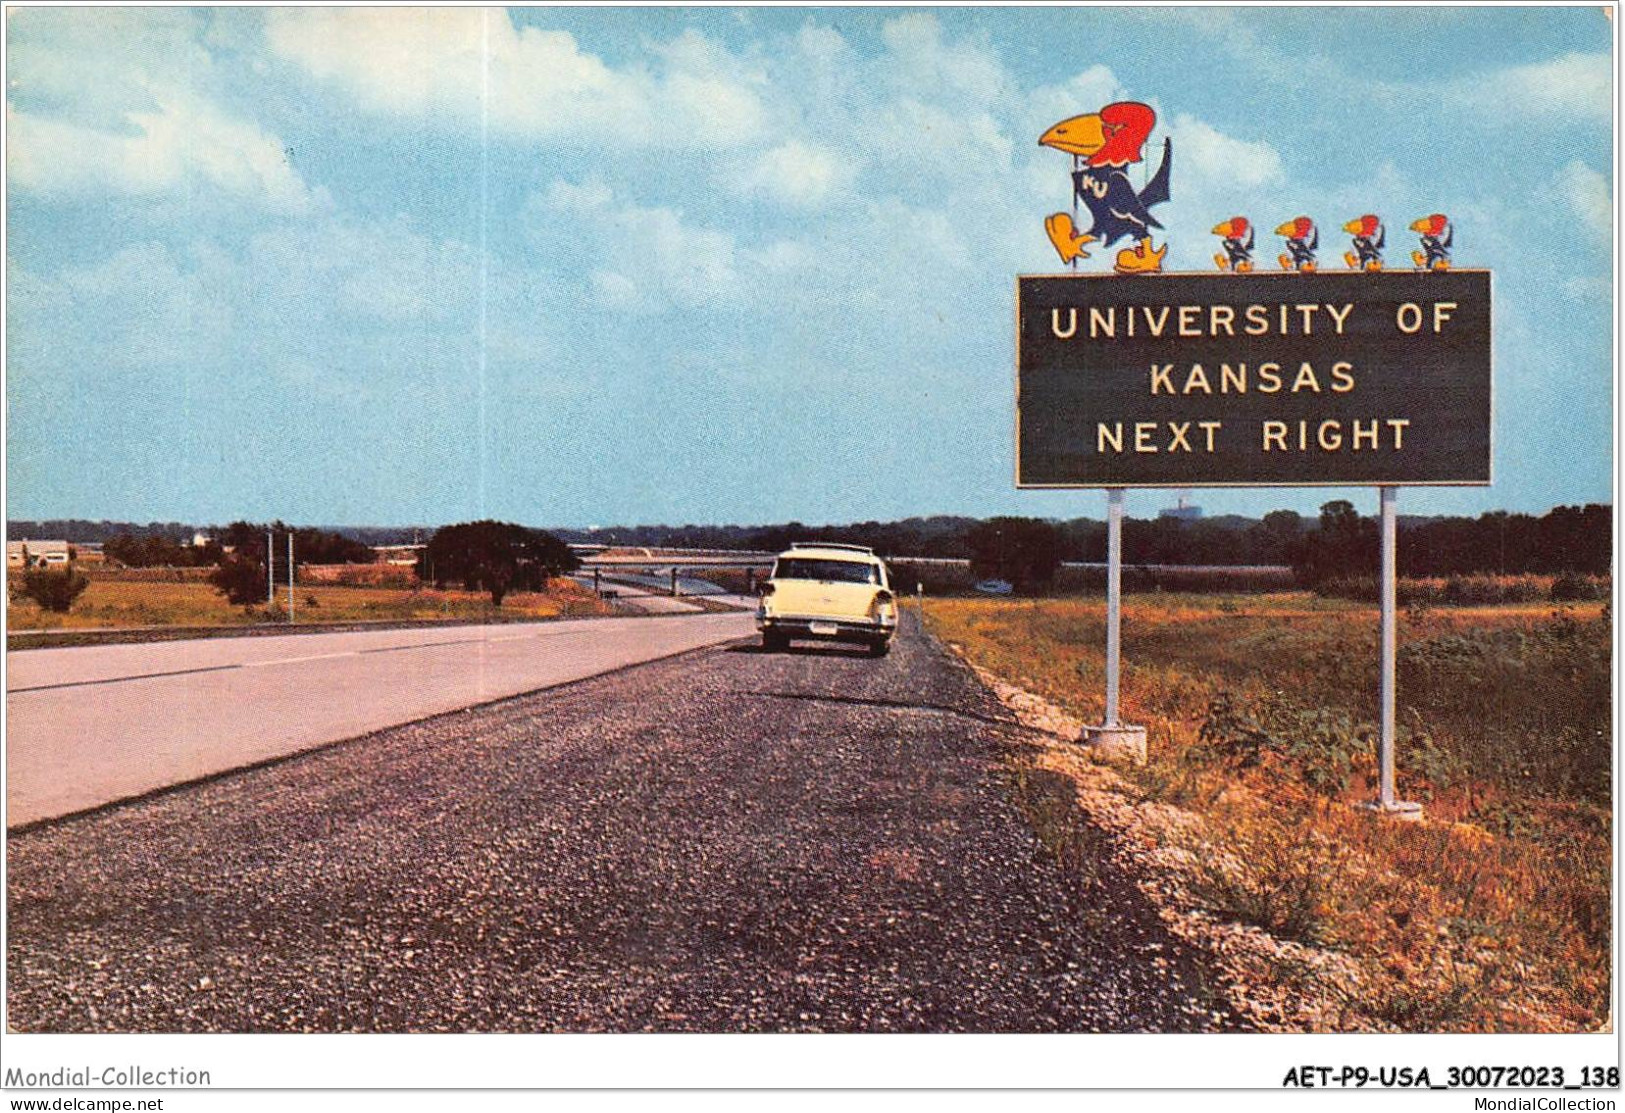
[
  {"xmin": 1421, "ymin": 224, "xmax": 1452, "ymax": 267},
  {"xmin": 1285, "ymin": 229, "xmax": 1318, "ymax": 268},
  {"xmin": 1222, "ymin": 227, "xmax": 1255, "ymax": 268},
  {"xmin": 1072, "ymin": 138, "xmax": 1172, "ymax": 249},
  {"xmin": 1352, "ymin": 226, "xmax": 1385, "ymax": 267}
]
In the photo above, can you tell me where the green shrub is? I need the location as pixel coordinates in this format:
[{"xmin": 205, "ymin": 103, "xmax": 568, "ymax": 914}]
[
  {"xmin": 1199, "ymin": 690, "xmax": 1370, "ymax": 797},
  {"xmin": 20, "ymin": 568, "xmax": 90, "ymax": 612},
  {"xmin": 1442, "ymin": 575, "xmax": 1544, "ymax": 605},
  {"xmin": 1550, "ymin": 572, "xmax": 1608, "ymax": 602},
  {"xmin": 1186, "ymin": 809, "xmax": 1349, "ymax": 944},
  {"xmin": 1399, "ymin": 620, "xmax": 1611, "ymax": 805},
  {"xmin": 209, "ymin": 556, "xmax": 269, "ymax": 606}
]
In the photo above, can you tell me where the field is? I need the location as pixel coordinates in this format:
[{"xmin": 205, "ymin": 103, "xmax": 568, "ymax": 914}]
[
  {"xmin": 7, "ymin": 573, "xmax": 613, "ymax": 633},
  {"xmin": 925, "ymin": 591, "xmax": 1611, "ymax": 1032}
]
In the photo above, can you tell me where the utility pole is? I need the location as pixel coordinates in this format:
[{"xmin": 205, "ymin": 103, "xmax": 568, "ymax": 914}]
[
  {"xmin": 267, "ymin": 529, "xmax": 274, "ymax": 608},
  {"xmin": 287, "ymin": 532, "xmax": 295, "ymax": 623}
]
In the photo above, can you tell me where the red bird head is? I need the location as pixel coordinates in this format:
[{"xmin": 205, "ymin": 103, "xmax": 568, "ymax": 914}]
[
  {"xmin": 1410, "ymin": 213, "xmax": 1449, "ymax": 236},
  {"xmin": 1212, "ymin": 217, "xmax": 1249, "ymax": 239},
  {"xmin": 1275, "ymin": 216, "xmax": 1314, "ymax": 240},
  {"xmin": 1091, "ymin": 101, "xmax": 1157, "ymax": 167},
  {"xmin": 1343, "ymin": 214, "xmax": 1382, "ymax": 238}
]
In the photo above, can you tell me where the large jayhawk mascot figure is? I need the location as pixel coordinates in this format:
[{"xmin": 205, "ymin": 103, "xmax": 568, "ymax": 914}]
[{"xmin": 1040, "ymin": 101, "xmax": 1171, "ymax": 274}]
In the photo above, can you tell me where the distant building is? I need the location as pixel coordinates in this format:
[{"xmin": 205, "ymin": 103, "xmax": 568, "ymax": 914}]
[
  {"xmin": 7, "ymin": 539, "xmax": 72, "ymax": 568},
  {"xmin": 1159, "ymin": 494, "xmax": 1203, "ymax": 522},
  {"xmin": 371, "ymin": 544, "xmax": 425, "ymax": 567},
  {"xmin": 189, "ymin": 532, "xmax": 215, "ymax": 548}
]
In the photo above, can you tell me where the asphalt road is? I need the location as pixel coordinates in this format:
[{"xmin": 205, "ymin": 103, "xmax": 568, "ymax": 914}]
[
  {"xmin": 7, "ymin": 616, "xmax": 1236, "ymax": 1032},
  {"xmin": 6, "ymin": 612, "xmax": 754, "ymax": 827}
]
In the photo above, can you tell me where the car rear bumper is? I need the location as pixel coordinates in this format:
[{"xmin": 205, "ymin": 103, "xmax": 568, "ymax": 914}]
[{"xmin": 757, "ymin": 614, "xmax": 896, "ymax": 643}]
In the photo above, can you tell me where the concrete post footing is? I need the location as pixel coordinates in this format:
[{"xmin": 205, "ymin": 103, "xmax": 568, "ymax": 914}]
[
  {"xmin": 1079, "ymin": 723, "xmax": 1148, "ymax": 766},
  {"xmin": 1359, "ymin": 799, "xmax": 1425, "ymax": 821}
]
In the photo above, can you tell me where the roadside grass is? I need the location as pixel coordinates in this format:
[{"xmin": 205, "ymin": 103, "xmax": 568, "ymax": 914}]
[
  {"xmin": 6, "ymin": 575, "xmax": 613, "ymax": 631},
  {"xmin": 926, "ymin": 592, "xmax": 1610, "ymax": 1032}
]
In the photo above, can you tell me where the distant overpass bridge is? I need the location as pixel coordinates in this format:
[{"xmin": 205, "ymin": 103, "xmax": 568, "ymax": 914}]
[
  {"xmin": 577, "ymin": 548, "xmax": 777, "ymax": 570},
  {"xmin": 576, "ymin": 549, "xmax": 1290, "ymax": 577}
]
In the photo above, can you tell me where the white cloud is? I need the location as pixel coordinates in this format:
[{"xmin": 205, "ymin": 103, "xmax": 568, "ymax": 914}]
[
  {"xmin": 880, "ymin": 12, "xmax": 1005, "ymax": 107},
  {"xmin": 264, "ymin": 9, "xmax": 765, "ymax": 148},
  {"xmin": 7, "ymin": 10, "xmax": 318, "ymax": 214},
  {"xmin": 733, "ymin": 141, "xmax": 856, "ymax": 207},
  {"xmin": 858, "ymin": 98, "xmax": 1014, "ymax": 183},
  {"xmin": 535, "ymin": 181, "xmax": 751, "ymax": 311},
  {"xmin": 1170, "ymin": 113, "xmax": 1284, "ymax": 190},
  {"xmin": 7, "ymin": 87, "xmax": 319, "ymax": 213},
  {"xmin": 1455, "ymin": 52, "xmax": 1612, "ymax": 122},
  {"xmin": 1026, "ymin": 65, "xmax": 1128, "ymax": 135},
  {"xmin": 1561, "ymin": 160, "xmax": 1612, "ymax": 239}
]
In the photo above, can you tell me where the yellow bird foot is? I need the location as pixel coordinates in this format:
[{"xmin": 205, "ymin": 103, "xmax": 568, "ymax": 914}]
[
  {"xmin": 1344, "ymin": 251, "xmax": 1359, "ymax": 269},
  {"xmin": 1302, "ymin": 261, "xmax": 1317, "ymax": 273},
  {"xmin": 1412, "ymin": 250, "xmax": 1427, "ymax": 268},
  {"xmin": 1114, "ymin": 238, "xmax": 1167, "ymax": 274},
  {"xmin": 1366, "ymin": 260, "xmax": 1383, "ymax": 272},
  {"xmin": 1214, "ymin": 252, "xmax": 1230, "ymax": 271},
  {"xmin": 1237, "ymin": 260, "xmax": 1253, "ymax": 273},
  {"xmin": 1044, "ymin": 213, "xmax": 1094, "ymax": 264},
  {"xmin": 1278, "ymin": 253, "xmax": 1293, "ymax": 270},
  {"xmin": 1433, "ymin": 259, "xmax": 1451, "ymax": 271}
]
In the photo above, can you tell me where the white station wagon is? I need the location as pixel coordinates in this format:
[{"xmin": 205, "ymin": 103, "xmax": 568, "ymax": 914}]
[{"xmin": 756, "ymin": 543, "xmax": 897, "ymax": 657}]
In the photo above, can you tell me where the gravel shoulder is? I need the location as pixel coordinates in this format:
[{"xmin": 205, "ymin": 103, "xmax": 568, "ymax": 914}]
[{"xmin": 7, "ymin": 616, "xmax": 1241, "ymax": 1032}]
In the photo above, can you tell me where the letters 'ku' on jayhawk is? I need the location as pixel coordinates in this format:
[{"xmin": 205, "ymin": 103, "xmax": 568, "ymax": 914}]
[{"xmin": 1039, "ymin": 101, "xmax": 1171, "ymax": 274}]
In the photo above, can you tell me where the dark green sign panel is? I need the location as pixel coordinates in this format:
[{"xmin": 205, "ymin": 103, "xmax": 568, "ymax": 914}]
[{"xmin": 1016, "ymin": 271, "xmax": 1491, "ymax": 487}]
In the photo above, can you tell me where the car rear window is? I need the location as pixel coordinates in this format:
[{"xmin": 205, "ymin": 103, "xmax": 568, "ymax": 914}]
[{"xmin": 773, "ymin": 558, "xmax": 879, "ymax": 584}]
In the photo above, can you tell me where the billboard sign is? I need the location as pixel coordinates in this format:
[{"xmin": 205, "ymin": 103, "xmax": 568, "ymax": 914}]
[{"xmin": 1015, "ymin": 270, "xmax": 1491, "ymax": 488}]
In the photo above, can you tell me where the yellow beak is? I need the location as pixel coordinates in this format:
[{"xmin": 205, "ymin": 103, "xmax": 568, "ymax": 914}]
[
  {"xmin": 1274, "ymin": 220, "xmax": 1301, "ymax": 237},
  {"xmin": 1342, "ymin": 219, "xmax": 1366, "ymax": 235},
  {"xmin": 1409, "ymin": 217, "xmax": 1433, "ymax": 233},
  {"xmin": 1039, "ymin": 113, "xmax": 1106, "ymax": 156},
  {"xmin": 1212, "ymin": 220, "xmax": 1236, "ymax": 237}
]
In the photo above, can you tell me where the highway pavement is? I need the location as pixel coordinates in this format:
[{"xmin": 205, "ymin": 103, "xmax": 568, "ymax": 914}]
[
  {"xmin": 6, "ymin": 611, "xmax": 755, "ymax": 827},
  {"xmin": 6, "ymin": 616, "xmax": 1236, "ymax": 1032}
]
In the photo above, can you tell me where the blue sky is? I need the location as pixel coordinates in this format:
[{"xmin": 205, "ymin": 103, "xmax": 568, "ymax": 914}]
[{"xmin": 5, "ymin": 6, "xmax": 1614, "ymax": 527}]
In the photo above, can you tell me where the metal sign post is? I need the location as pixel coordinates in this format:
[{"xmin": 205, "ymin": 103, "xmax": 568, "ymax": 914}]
[
  {"xmin": 267, "ymin": 530, "xmax": 274, "ymax": 608},
  {"xmin": 287, "ymin": 533, "xmax": 295, "ymax": 624},
  {"xmin": 1081, "ymin": 487, "xmax": 1147, "ymax": 762},
  {"xmin": 1365, "ymin": 486, "xmax": 1422, "ymax": 819}
]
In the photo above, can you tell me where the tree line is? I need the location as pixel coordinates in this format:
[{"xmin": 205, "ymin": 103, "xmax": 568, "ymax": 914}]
[
  {"xmin": 101, "ymin": 521, "xmax": 374, "ymax": 571},
  {"xmin": 562, "ymin": 505, "xmax": 1609, "ymax": 578},
  {"xmin": 14, "ymin": 504, "xmax": 1610, "ymax": 590},
  {"xmin": 957, "ymin": 503, "xmax": 1611, "ymax": 593}
]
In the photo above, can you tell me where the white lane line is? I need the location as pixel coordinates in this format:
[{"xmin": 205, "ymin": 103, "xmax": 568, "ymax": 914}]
[{"xmin": 242, "ymin": 651, "xmax": 358, "ymax": 668}]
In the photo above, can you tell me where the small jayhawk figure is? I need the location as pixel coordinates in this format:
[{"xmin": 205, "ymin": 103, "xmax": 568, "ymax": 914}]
[
  {"xmin": 1410, "ymin": 213, "xmax": 1453, "ymax": 270},
  {"xmin": 1343, "ymin": 214, "xmax": 1385, "ymax": 271},
  {"xmin": 1275, "ymin": 216, "xmax": 1319, "ymax": 272},
  {"xmin": 1212, "ymin": 217, "xmax": 1255, "ymax": 272}
]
